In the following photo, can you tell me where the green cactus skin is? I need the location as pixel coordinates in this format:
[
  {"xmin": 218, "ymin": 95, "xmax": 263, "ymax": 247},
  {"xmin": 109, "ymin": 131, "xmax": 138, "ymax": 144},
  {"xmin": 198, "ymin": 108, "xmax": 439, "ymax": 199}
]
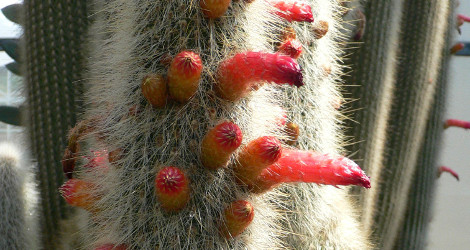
[
  {"xmin": 0, "ymin": 143, "xmax": 39, "ymax": 249},
  {"xmin": 68, "ymin": 0, "xmax": 370, "ymax": 248},
  {"xmin": 22, "ymin": 1, "xmax": 88, "ymax": 248},
  {"xmin": 393, "ymin": 1, "xmax": 456, "ymax": 248},
  {"xmin": 343, "ymin": 0, "xmax": 405, "ymax": 235},
  {"xmin": 344, "ymin": 0, "xmax": 455, "ymax": 248}
]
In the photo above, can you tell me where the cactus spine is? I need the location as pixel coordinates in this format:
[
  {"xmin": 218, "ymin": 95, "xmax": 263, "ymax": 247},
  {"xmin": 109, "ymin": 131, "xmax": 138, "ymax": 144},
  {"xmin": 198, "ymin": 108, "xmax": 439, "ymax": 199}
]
[
  {"xmin": 0, "ymin": 143, "xmax": 39, "ymax": 249},
  {"xmin": 58, "ymin": 0, "xmax": 372, "ymax": 248}
]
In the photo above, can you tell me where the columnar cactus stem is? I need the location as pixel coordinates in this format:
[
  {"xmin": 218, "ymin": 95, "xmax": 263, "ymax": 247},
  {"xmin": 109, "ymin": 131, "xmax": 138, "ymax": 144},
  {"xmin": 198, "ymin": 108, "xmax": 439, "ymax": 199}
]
[
  {"xmin": 344, "ymin": 0, "xmax": 455, "ymax": 248},
  {"xmin": 23, "ymin": 1, "xmax": 88, "ymax": 247},
  {"xmin": 373, "ymin": 1, "xmax": 452, "ymax": 248},
  {"xmin": 57, "ymin": 0, "xmax": 370, "ymax": 248}
]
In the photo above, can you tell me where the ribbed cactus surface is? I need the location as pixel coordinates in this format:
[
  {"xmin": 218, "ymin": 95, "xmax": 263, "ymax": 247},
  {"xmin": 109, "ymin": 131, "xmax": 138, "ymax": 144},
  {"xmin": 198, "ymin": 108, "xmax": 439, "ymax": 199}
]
[
  {"xmin": 55, "ymin": 0, "xmax": 371, "ymax": 248},
  {"xmin": 342, "ymin": 0, "xmax": 404, "ymax": 233},
  {"xmin": 393, "ymin": 2, "xmax": 456, "ymax": 248},
  {"xmin": 22, "ymin": 0, "xmax": 88, "ymax": 248},
  {"xmin": 344, "ymin": 0, "xmax": 455, "ymax": 248}
]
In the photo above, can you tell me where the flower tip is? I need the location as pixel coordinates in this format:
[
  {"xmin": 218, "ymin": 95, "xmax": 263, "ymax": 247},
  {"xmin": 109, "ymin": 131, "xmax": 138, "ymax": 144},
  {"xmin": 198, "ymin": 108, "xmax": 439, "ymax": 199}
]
[
  {"xmin": 360, "ymin": 176, "xmax": 371, "ymax": 189},
  {"xmin": 293, "ymin": 70, "xmax": 304, "ymax": 87}
]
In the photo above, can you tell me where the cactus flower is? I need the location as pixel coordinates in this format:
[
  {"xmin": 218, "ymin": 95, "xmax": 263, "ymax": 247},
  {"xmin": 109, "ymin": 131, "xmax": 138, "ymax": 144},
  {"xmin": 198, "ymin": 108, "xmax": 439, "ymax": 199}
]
[
  {"xmin": 270, "ymin": 0, "xmax": 314, "ymax": 23},
  {"xmin": 216, "ymin": 51, "xmax": 303, "ymax": 101},
  {"xmin": 251, "ymin": 149, "xmax": 371, "ymax": 193},
  {"xmin": 444, "ymin": 119, "xmax": 470, "ymax": 129},
  {"xmin": 437, "ymin": 166, "xmax": 459, "ymax": 181}
]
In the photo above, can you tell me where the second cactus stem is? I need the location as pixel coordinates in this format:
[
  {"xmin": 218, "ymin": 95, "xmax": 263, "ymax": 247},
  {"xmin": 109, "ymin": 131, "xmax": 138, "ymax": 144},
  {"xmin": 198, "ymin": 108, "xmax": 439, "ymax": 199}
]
[{"xmin": 58, "ymin": 0, "xmax": 371, "ymax": 248}]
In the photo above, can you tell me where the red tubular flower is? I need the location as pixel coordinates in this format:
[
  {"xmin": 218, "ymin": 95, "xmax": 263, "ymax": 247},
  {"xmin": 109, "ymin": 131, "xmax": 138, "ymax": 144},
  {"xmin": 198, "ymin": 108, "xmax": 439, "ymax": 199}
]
[
  {"xmin": 251, "ymin": 149, "xmax": 371, "ymax": 193},
  {"xmin": 234, "ymin": 136, "xmax": 282, "ymax": 186},
  {"xmin": 167, "ymin": 51, "xmax": 203, "ymax": 103},
  {"xmin": 444, "ymin": 119, "xmax": 470, "ymax": 129},
  {"xmin": 458, "ymin": 14, "xmax": 470, "ymax": 23},
  {"xmin": 221, "ymin": 200, "xmax": 254, "ymax": 238},
  {"xmin": 278, "ymin": 39, "xmax": 302, "ymax": 59},
  {"xmin": 201, "ymin": 121, "xmax": 243, "ymax": 170},
  {"xmin": 437, "ymin": 166, "xmax": 459, "ymax": 181},
  {"xmin": 155, "ymin": 166, "xmax": 190, "ymax": 212},
  {"xmin": 450, "ymin": 43, "xmax": 464, "ymax": 54},
  {"xmin": 216, "ymin": 51, "xmax": 303, "ymax": 101},
  {"xmin": 200, "ymin": 0, "xmax": 231, "ymax": 19},
  {"xmin": 270, "ymin": 0, "xmax": 314, "ymax": 23}
]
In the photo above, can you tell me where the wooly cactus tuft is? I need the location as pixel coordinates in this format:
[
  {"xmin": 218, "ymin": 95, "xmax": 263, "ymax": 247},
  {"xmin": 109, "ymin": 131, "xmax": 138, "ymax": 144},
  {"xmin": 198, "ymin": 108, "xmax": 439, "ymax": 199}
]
[
  {"xmin": 0, "ymin": 143, "xmax": 39, "ymax": 249},
  {"xmin": 58, "ymin": 0, "xmax": 371, "ymax": 248}
]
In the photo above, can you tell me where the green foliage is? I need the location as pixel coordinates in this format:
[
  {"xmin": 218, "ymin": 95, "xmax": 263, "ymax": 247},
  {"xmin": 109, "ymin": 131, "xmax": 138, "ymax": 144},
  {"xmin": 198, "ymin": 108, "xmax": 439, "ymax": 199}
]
[
  {"xmin": 0, "ymin": 39, "xmax": 20, "ymax": 62},
  {"xmin": 5, "ymin": 62, "xmax": 21, "ymax": 76},
  {"xmin": 0, "ymin": 106, "xmax": 22, "ymax": 126},
  {"xmin": 1, "ymin": 4, "xmax": 22, "ymax": 24}
]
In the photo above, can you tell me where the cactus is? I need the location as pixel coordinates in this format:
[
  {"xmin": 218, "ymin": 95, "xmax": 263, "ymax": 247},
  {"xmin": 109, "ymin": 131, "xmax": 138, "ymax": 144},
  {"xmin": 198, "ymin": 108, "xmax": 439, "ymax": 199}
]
[
  {"xmin": 17, "ymin": 0, "xmax": 458, "ymax": 248},
  {"xmin": 50, "ymin": 0, "xmax": 372, "ymax": 248},
  {"xmin": 343, "ymin": 0, "xmax": 456, "ymax": 248},
  {"xmin": 0, "ymin": 143, "xmax": 39, "ymax": 249},
  {"xmin": 22, "ymin": 0, "xmax": 88, "ymax": 247}
]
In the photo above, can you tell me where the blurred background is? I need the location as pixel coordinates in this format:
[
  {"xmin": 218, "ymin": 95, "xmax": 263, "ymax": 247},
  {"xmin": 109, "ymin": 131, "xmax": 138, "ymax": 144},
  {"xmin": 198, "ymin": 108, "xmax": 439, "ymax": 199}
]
[
  {"xmin": 0, "ymin": 0, "xmax": 24, "ymax": 143},
  {"xmin": 427, "ymin": 1, "xmax": 470, "ymax": 248},
  {"xmin": 0, "ymin": 0, "xmax": 468, "ymax": 248}
]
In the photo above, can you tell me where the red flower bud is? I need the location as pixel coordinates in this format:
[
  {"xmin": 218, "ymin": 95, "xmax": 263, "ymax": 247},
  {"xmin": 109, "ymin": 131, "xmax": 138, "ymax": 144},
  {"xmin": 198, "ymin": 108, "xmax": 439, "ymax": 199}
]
[
  {"xmin": 221, "ymin": 200, "xmax": 254, "ymax": 238},
  {"xmin": 201, "ymin": 121, "xmax": 243, "ymax": 170},
  {"xmin": 141, "ymin": 74, "xmax": 168, "ymax": 108},
  {"xmin": 155, "ymin": 166, "xmax": 190, "ymax": 212},
  {"xmin": 270, "ymin": 0, "xmax": 314, "ymax": 23},
  {"xmin": 168, "ymin": 51, "xmax": 203, "ymax": 103},
  {"xmin": 200, "ymin": 0, "xmax": 231, "ymax": 19},
  {"xmin": 234, "ymin": 136, "xmax": 282, "ymax": 186},
  {"xmin": 60, "ymin": 179, "xmax": 97, "ymax": 210}
]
